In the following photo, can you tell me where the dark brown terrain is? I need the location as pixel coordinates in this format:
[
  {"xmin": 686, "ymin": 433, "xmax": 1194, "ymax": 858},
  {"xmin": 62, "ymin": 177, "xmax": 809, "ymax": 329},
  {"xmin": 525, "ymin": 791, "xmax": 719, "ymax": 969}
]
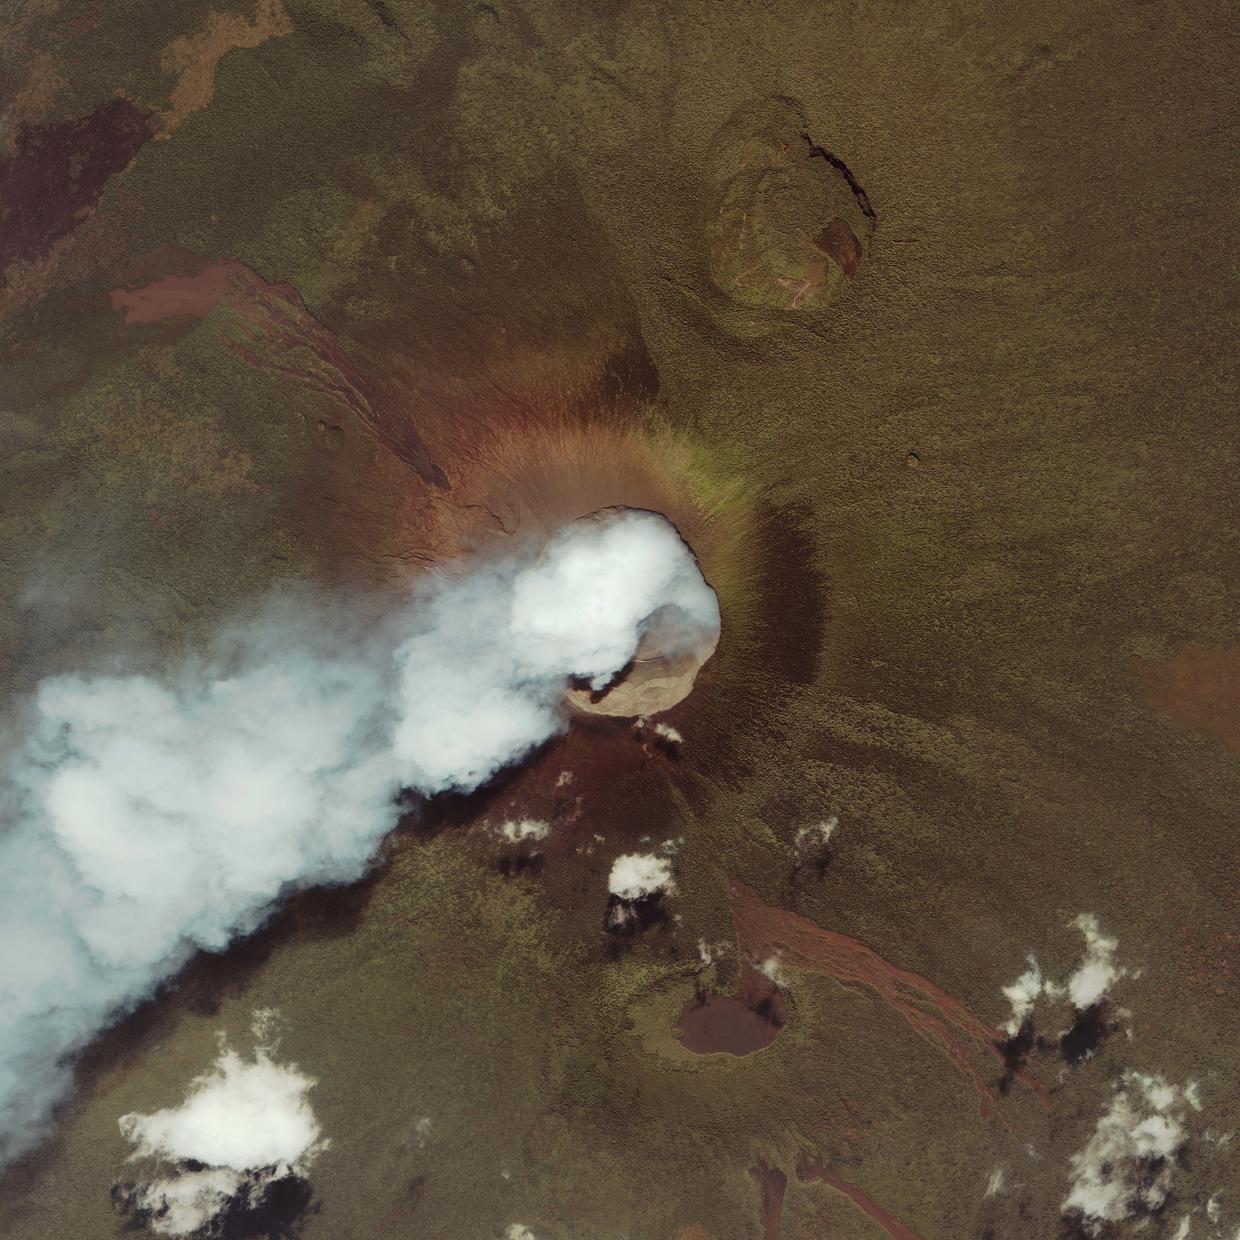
[{"xmin": 0, "ymin": 2, "xmax": 1237, "ymax": 1238}]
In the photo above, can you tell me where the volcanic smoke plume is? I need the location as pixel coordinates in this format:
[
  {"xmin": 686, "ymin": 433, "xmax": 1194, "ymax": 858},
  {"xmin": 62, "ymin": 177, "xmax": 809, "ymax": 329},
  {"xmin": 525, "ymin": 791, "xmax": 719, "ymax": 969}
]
[{"xmin": 0, "ymin": 509, "xmax": 719, "ymax": 1167}]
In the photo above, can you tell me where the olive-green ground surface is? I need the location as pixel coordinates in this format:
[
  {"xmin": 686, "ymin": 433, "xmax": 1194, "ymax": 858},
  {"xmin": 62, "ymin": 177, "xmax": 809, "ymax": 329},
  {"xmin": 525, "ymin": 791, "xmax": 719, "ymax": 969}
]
[{"xmin": 1, "ymin": 1, "xmax": 1237, "ymax": 1238}]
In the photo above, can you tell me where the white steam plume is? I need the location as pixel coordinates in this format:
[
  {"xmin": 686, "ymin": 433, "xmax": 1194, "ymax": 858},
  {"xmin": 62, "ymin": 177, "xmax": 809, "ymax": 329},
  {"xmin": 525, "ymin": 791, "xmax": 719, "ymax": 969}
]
[{"xmin": 0, "ymin": 510, "xmax": 720, "ymax": 1166}]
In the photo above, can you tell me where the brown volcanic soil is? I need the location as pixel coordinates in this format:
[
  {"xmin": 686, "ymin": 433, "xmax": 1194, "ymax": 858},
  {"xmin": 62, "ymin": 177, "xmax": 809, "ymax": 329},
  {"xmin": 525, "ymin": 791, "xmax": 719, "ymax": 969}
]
[
  {"xmin": 0, "ymin": 96, "xmax": 153, "ymax": 276},
  {"xmin": 798, "ymin": 1154, "xmax": 927, "ymax": 1240},
  {"xmin": 0, "ymin": 2, "xmax": 1238, "ymax": 1240}
]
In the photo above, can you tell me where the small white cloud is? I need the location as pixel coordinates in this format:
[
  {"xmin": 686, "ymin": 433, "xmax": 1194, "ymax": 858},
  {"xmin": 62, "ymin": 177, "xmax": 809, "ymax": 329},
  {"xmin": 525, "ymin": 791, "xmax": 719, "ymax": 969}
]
[
  {"xmin": 1064, "ymin": 913, "xmax": 1125, "ymax": 1010},
  {"xmin": 1172, "ymin": 1216, "xmax": 1191, "ymax": 1240},
  {"xmin": 984, "ymin": 1166, "xmax": 1005, "ymax": 1198},
  {"xmin": 129, "ymin": 1167, "xmax": 245, "ymax": 1237},
  {"xmin": 608, "ymin": 853, "xmax": 674, "ymax": 900},
  {"xmin": 794, "ymin": 816, "xmax": 838, "ymax": 850},
  {"xmin": 506, "ymin": 1226, "xmax": 537, "ymax": 1240},
  {"xmin": 1186, "ymin": 1079, "xmax": 1204, "ymax": 1111},
  {"xmin": 1000, "ymin": 955, "xmax": 1044, "ymax": 1035},
  {"xmin": 117, "ymin": 1016, "xmax": 326, "ymax": 1236},
  {"xmin": 634, "ymin": 717, "xmax": 684, "ymax": 746},
  {"xmin": 1129, "ymin": 1071, "xmax": 1179, "ymax": 1116},
  {"xmin": 758, "ymin": 955, "xmax": 786, "ymax": 986},
  {"xmin": 497, "ymin": 818, "xmax": 550, "ymax": 844}
]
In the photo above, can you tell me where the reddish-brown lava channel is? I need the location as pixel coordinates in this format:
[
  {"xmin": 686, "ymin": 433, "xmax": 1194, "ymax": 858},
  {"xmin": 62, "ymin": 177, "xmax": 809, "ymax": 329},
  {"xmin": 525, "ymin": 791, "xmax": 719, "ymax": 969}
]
[
  {"xmin": 0, "ymin": 97, "xmax": 153, "ymax": 279},
  {"xmin": 798, "ymin": 1154, "xmax": 928, "ymax": 1240},
  {"xmin": 728, "ymin": 880, "xmax": 1049, "ymax": 1128},
  {"xmin": 678, "ymin": 961, "xmax": 786, "ymax": 1056},
  {"xmin": 750, "ymin": 1157, "xmax": 787, "ymax": 1240},
  {"xmin": 111, "ymin": 260, "xmax": 446, "ymax": 487}
]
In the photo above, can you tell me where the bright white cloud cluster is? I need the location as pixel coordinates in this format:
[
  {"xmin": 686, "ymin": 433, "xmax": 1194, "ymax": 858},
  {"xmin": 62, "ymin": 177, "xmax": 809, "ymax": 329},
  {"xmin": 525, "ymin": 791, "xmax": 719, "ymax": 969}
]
[
  {"xmin": 758, "ymin": 955, "xmax": 787, "ymax": 986},
  {"xmin": 794, "ymin": 816, "xmax": 838, "ymax": 851},
  {"xmin": 1064, "ymin": 913, "xmax": 1123, "ymax": 1010},
  {"xmin": 635, "ymin": 717, "xmax": 684, "ymax": 746},
  {"xmin": 999, "ymin": 913, "xmax": 1127, "ymax": 1034},
  {"xmin": 118, "ymin": 1018, "xmax": 326, "ymax": 1236},
  {"xmin": 497, "ymin": 818, "xmax": 550, "ymax": 844},
  {"xmin": 608, "ymin": 852, "xmax": 675, "ymax": 900},
  {"xmin": 1062, "ymin": 1072, "xmax": 1192, "ymax": 1231},
  {"xmin": 0, "ymin": 510, "xmax": 719, "ymax": 1167},
  {"xmin": 1000, "ymin": 956, "xmax": 1045, "ymax": 1037}
]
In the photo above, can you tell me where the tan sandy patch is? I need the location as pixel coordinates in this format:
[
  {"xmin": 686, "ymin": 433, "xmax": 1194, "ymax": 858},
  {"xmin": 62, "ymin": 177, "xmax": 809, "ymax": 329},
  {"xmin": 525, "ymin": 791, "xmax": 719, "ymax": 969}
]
[
  {"xmin": 1136, "ymin": 644, "xmax": 1240, "ymax": 755},
  {"xmin": 158, "ymin": 0, "xmax": 293, "ymax": 136},
  {"xmin": 3, "ymin": 51, "xmax": 67, "ymax": 156}
]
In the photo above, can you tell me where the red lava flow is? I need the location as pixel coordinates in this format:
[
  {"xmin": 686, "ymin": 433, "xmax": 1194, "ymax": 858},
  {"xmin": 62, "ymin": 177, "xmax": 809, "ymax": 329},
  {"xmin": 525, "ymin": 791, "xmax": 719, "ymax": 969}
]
[
  {"xmin": 729, "ymin": 880, "xmax": 1049, "ymax": 1128},
  {"xmin": 110, "ymin": 263, "xmax": 236, "ymax": 322},
  {"xmin": 111, "ymin": 260, "xmax": 447, "ymax": 487},
  {"xmin": 798, "ymin": 1154, "xmax": 927, "ymax": 1240},
  {"xmin": 678, "ymin": 961, "xmax": 786, "ymax": 1056}
]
